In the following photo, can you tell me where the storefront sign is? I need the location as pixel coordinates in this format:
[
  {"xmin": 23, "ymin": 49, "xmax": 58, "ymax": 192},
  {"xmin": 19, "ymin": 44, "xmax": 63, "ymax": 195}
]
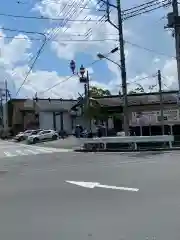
[{"xmin": 131, "ymin": 109, "xmax": 179, "ymax": 125}]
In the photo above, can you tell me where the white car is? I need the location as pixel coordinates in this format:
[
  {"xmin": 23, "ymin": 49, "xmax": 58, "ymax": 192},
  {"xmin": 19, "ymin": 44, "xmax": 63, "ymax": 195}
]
[
  {"xmin": 27, "ymin": 130, "xmax": 59, "ymax": 144},
  {"xmin": 14, "ymin": 129, "xmax": 42, "ymax": 142}
]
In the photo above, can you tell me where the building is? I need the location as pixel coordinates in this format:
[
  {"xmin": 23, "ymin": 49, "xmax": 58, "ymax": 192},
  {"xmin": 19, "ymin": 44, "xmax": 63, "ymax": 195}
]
[
  {"xmin": 3, "ymin": 98, "xmax": 88, "ymax": 134},
  {"xmin": 3, "ymin": 91, "xmax": 180, "ymax": 136},
  {"xmin": 71, "ymin": 90, "xmax": 180, "ymax": 136}
]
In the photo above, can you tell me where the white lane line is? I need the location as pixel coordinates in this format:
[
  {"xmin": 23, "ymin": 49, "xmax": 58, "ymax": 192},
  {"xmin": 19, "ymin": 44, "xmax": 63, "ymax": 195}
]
[{"xmin": 34, "ymin": 148, "xmax": 53, "ymax": 153}]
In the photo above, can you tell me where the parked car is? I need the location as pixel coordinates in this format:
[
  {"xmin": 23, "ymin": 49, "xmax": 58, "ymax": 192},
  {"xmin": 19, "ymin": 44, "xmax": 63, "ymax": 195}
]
[
  {"xmin": 14, "ymin": 129, "xmax": 42, "ymax": 142},
  {"xmin": 27, "ymin": 130, "xmax": 59, "ymax": 144}
]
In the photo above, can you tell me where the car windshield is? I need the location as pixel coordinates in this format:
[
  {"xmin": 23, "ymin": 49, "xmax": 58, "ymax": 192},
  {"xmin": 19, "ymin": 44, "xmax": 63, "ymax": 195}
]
[
  {"xmin": 24, "ymin": 130, "xmax": 33, "ymax": 134},
  {"xmin": 31, "ymin": 131, "xmax": 38, "ymax": 135}
]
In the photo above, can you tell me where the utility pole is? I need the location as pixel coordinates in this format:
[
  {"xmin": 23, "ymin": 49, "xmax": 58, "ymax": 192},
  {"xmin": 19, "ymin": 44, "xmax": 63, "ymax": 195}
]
[
  {"xmin": 105, "ymin": 0, "xmax": 129, "ymax": 135},
  {"xmin": 117, "ymin": 0, "xmax": 129, "ymax": 136},
  {"xmin": 158, "ymin": 70, "xmax": 165, "ymax": 135},
  {"xmin": 5, "ymin": 79, "xmax": 8, "ymax": 103},
  {"xmin": 172, "ymin": 0, "xmax": 180, "ymax": 94},
  {"xmin": 166, "ymin": 0, "xmax": 180, "ymax": 97}
]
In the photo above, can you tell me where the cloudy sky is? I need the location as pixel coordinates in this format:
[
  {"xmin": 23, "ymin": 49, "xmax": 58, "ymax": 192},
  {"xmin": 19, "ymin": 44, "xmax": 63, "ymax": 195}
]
[{"xmin": 0, "ymin": 0, "xmax": 178, "ymax": 99}]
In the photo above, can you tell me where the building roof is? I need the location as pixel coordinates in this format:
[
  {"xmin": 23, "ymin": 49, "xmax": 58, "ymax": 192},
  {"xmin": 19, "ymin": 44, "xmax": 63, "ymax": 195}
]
[{"xmin": 71, "ymin": 91, "xmax": 179, "ymax": 110}]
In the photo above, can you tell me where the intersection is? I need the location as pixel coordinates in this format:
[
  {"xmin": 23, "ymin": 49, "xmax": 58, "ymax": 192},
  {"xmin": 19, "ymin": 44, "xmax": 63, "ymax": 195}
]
[{"xmin": 0, "ymin": 146, "xmax": 180, "ymax": 240}]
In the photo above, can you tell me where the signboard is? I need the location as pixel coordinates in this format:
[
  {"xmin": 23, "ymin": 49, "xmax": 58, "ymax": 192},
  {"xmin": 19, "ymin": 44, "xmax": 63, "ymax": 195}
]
[{"xmin": 131, "ymin": 109, "xmax": 179, "ymax": 125}]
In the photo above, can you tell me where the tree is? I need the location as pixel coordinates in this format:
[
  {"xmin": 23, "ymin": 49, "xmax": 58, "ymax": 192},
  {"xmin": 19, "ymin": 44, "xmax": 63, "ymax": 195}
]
[
  {"xmin": 128, "ymin": 83, "xmax": 157, "ymax": 94},
  {"xmin": 84, "ymin": 86, "xmax": 111, "ymax": 120},
  {"xmin": 128, "ymin": 84, "xmax": 145, "ymax": 94},
  {"xmin": 89, "ymin": 86, "xmax": 111, "ymax": 98}
]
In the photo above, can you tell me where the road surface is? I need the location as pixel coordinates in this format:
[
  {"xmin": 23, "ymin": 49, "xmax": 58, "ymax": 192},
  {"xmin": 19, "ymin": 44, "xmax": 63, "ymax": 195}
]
[{"xmin": 0, "ymin": 141, "xmax": 180, "ymax": 240}]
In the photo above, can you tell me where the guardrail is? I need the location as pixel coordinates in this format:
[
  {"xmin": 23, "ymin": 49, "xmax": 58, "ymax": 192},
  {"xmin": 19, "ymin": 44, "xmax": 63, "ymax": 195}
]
[{"xmin": 83, "ymin": 135, "xmax": 174, "ymax": 151}]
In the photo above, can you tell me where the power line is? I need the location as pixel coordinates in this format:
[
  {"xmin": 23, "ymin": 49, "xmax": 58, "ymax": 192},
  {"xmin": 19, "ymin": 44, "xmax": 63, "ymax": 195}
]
[
  {"xmin": 38, "ymin": 49, "xmax": 117, "ymax": 95},
  {"xmin": 0, "ymin": 12, "xmax": 105, "ymax": 22},
  {"xmin": 14, "ymin": 0, "xmax": 95, "ymax": 96},
  {"xmin": 11, "ymin": 0, "xmax": 171, "ymax": 96},
  {"xmin": 123, "ymin": 1, "xmax": 171, "ymax": 21},
  {"xmin": 0, "ymin": 33, "xmax": 175, "ymax": 59},
  {"xmin": 15, "ymin": 39, "xmax": 47, "ymax": 96},
  {"xmin": 0, "ymin": 27, "xmax": 46, "ymax": 40},
  {"xmin": 2, "ymin": 0, "xmax": 170, "ymax": 22},
  {"xmin": 0, "ymin": 35, "xmax": 118, "ymax": 42},
  {"xmin": 125, "ymin": 40, "xmax": 176, "ymax": 59}
]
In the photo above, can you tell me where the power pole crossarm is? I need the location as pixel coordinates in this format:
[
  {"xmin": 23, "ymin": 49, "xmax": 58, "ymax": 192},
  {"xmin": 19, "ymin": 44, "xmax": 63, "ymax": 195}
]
[{"xmin": 158, "ymin": 70, "xmax": 165, "ymax": 135}]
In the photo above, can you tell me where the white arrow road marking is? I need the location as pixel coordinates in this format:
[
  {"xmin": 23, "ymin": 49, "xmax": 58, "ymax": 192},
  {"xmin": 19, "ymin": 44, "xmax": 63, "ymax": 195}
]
[{"xmin": 66, "ymin": 181, "xmax": 139, "ymax": 192}]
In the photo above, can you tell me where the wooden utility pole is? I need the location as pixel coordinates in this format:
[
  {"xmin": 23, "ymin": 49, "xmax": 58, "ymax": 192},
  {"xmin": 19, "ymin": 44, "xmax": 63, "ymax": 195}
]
[{"xmin": 158, "ymin": 70, "xmax": 165, "ymax": 135}]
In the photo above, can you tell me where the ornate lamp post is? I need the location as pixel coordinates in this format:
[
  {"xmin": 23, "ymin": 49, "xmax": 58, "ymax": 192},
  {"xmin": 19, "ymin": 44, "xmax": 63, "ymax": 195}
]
[
  {"xmin": 69, "ymin": 61, "xmax": 91, "ymax": 130},
  {"xmin": 70, "ymin": 60, "xmax": 76, "ymax": 74}
]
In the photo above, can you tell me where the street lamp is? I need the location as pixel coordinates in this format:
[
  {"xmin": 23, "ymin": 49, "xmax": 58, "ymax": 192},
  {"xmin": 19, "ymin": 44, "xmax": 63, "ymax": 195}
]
[
  {"xmin": 97, "ymin": 53, "xmax": 121, "ymax": 68},
  {"xmin": 97, "ymin": 51, "xmax": 129, "ymax": 135},
  {"xmin": 70, "ymin": 60, "xmax": 76, "ymax": 74},
  {"xmin": 69, "ymin": 61, "xmax": 91, "ymax": 130},
  {"xmin": 79, "ymin": 64, "xmax": 88, "ymax": 83}
]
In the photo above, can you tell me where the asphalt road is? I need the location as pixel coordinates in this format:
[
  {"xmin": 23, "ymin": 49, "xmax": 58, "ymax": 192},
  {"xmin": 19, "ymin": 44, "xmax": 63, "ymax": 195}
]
[{"xmin": 0, "ymin": 150, "xmax": 180, "ymax": 240}]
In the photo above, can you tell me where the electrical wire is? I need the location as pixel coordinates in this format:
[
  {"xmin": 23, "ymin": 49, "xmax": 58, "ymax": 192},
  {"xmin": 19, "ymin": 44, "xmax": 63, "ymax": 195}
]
[
  {"xmin": 1, "ymin": 0, "xmax": 170, "ymax": 22},
  {"xmin": 9, "ymin": 0, "xmax": 171, "ymax": 96},
  {"xmin": 0, "ymin": 27, "xmax": 46, "ymax": 40},
  {"xmin": 38, "ymin": 49, "xmax": 117, "ymax": 95},
  {"xmin": 0, "ymin": 12, "xmax": 105, "ymax": 22},
  {"xmin": 124, "ymin": 40, "xmax": 176, "ymax": 59},
  {"xmin": 0, "ymin": 35, "xmax": 118, "ymax": 42},
  {"xmin": 15, "ymin": 0, "xmax": 83, "ymax": 95},
  {"xmin": 123, "ymin": 0, "xmax": 171, "ymax": 21},
  {"xmin": 0, "ymin": 33, "xmax": 175, "ymax": 60},
  {"xmin": 15, "ymin": 39, "xmax": 47, "ymax": 96}
]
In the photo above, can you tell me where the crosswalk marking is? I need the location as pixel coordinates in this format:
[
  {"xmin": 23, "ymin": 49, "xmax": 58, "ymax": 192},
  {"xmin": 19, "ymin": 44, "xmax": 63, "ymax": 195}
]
[
  {"xmin": 15, "ymin": 150, "xmax": 29, "ymax": 155},
  {"xmin": 25, "ymin": 149, "xmax": 39, "ymax": 155},
  {"xmin": 4, "ymin": 151, "xmax": 16, "ymax": 157},
  {"xmin": 0, "ymin": 141, "xmax": 73, "ymax": 159}
]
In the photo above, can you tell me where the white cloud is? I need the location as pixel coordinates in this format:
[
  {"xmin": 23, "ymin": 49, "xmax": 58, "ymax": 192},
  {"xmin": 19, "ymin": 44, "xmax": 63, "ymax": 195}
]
[
  {"xmin": 161, "ymin": 58, "xmax": 178, "ymax": 89},
  {"xmin": 0, "ymin": 0, "xmax": 177, "ymax": 99},
  {"xmin": 34, "ymin": 0, "xmax": 131, "ymax": 86}
]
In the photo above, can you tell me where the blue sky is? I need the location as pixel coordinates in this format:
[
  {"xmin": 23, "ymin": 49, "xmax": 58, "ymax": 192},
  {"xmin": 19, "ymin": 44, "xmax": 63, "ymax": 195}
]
[{"xmin": 0, "ymin": 0, "xmax": 178, "ymax": 99}]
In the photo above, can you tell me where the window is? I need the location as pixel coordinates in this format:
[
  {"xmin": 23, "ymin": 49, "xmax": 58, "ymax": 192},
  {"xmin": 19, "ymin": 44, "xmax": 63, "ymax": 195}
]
[
  {"xmin": 31, "ymin": 131, "xmax": 38, "ymax": 135},
  {"xmin": 41, "ymin": 130, "xmax": 51, "ymax": 134},
  {"xmin": 24, "ymin": 130, "xmax": 33, "ymax": 133}
]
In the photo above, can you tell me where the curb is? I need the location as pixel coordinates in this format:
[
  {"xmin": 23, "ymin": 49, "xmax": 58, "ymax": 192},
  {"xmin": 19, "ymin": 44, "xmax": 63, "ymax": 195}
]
[{"xmin": 74, "ymin": 147, "xmax": 180, "ymax": 153}]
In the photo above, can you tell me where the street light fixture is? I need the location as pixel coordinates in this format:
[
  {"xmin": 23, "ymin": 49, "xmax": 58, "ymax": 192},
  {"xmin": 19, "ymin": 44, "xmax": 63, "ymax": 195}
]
[
  {"xmin": 97, "ymin": 49, "xmax": 129, "ymax": 135},
  {"xmin": 97, "ymin": 53, "xmax": 121, "ymax": 68},
  {"xmin": 70, "ymin": 60, "xmax": 76, "ymax": 74}
]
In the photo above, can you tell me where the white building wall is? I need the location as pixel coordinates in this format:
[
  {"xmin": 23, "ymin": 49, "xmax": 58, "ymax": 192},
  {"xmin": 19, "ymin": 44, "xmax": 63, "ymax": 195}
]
[{"xmin": 39, "ymin": 112, "xmax": 54, "ymax": 130}]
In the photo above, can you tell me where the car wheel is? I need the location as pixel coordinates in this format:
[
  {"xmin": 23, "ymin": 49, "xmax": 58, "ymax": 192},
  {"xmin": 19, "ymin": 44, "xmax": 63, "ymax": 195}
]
[
  {"xmin": 52, "ymin": 135, "xmax": 58, "ymax": 140},
  {"xmin": 20, "ymin": 137, "xmax": 24, "ymax": 141},
  {"xmin": 33, "ymin": 138, "xmax": 39, "ymax": 144}
]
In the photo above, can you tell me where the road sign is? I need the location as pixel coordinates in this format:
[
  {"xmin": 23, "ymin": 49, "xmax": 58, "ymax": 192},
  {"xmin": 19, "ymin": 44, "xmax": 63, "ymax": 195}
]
[{"xmin": 66, "ymin": 181, "xmax": 139, "ymax": 192}]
